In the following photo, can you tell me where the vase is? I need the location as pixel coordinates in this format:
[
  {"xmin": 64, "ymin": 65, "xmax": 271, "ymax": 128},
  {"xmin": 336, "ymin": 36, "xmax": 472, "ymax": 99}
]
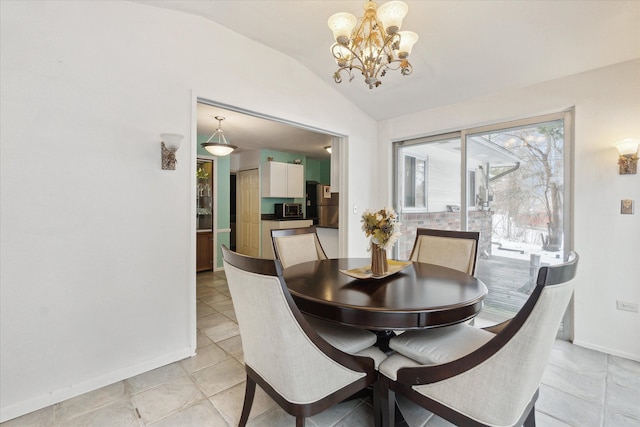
[{"xmin": 371, "ymin": 242, "xmax": 388, "ymax": 276}]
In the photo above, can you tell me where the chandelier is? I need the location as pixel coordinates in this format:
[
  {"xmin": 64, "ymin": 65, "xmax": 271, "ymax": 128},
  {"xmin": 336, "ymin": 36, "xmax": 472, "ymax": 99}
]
[
  {"xmin": 201, "ymin": 116, "xmax": 237, "ymax": 156},
  {"xmin": 328, "ymin": 1, "xmax": 418, "ymax": 89}
]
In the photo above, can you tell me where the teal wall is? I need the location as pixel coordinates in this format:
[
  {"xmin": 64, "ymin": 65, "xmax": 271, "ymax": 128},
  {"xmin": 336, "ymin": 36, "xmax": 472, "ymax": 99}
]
[
  {"xmin": 305, "ymin": 158, "xmax": 331, "ymax": 184},
  {"xmin": 320, "ymin": 159, "xmax": 331, "ymax": 185},
  {"xmin": 198, "ymin": 136, "xmax": 230, "ymax": 269}
]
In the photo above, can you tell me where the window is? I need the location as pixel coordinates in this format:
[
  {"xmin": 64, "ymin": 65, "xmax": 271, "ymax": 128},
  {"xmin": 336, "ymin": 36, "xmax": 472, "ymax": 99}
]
[
  {"xmin": 468, "ymin": 170, "xmax": 476, "ymax": 208},
  {"xmin": 403, "ymin": 154, "xmax": 427, "ymax": 209}
]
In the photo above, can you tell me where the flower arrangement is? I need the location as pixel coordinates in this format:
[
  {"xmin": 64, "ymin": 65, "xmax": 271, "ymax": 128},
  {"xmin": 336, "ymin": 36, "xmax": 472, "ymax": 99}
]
[{"xmin": 361, "ymin": 206, "xmax": 401, "ymax": 250}]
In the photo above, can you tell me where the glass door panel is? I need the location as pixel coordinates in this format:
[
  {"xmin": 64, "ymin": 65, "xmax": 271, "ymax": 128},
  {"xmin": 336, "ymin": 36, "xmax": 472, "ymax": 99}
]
[
  {"xmin": 395, "ymin": 135, "xmax": 462, "ymax": 260},
  {"xmin": 466, "ymin": 119, "xmax": 567, "ymax": 321}
]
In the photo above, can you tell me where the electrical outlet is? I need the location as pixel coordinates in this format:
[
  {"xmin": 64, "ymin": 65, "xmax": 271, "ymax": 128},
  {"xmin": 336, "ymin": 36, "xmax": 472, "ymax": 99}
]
[{"xmin": 617, "ymin": 300, "xmax": 639, "ymax": 313}]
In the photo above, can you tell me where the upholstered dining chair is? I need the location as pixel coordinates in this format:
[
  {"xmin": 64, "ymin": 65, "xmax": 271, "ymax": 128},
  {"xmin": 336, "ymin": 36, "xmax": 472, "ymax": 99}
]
[
  {"xmin": 221, "ymin": 246, "xmax": 387, "ymax": 427},
  {"xmin": 271, "ymin": 226, "xmax": 328, "ymax": 269},
  {"xmin": 271, "ymin": 226, "xmax": 383, "ymax": 356},
  {"xmin": 375, "ymin": 251, "xmax": 579, "ymax": 427},
  {"xmin": 409, "ymin": 228, "xmax": 480, "ymax": 275}
]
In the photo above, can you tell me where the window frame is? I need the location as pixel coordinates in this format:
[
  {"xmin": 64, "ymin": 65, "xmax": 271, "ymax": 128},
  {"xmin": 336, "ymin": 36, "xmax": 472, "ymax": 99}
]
[{"xmin": 393, "ymin": 110, "xmax": 574, "ymax": 340}]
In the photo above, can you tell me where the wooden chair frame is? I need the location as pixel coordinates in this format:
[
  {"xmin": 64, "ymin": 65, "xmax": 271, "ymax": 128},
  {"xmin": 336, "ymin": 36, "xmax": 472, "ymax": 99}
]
[
  {"xmin": 221, "ymin": 246, "xmax": 379, "ymax": 427},
  {"xmin": 376, "ymin": 252, "xmax": 579, "ymax": 427},
  {"xmin": 409, "ymin": 228, "xmax": 480, "ymax": 275}
]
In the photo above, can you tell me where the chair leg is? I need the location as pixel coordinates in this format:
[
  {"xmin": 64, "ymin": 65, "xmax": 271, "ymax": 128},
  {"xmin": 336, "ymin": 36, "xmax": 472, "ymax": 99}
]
[
  {"xmin": 373, "ymin": 381, "xmax": 382, "ymax": 427},
  {"xmin": 238, "ymin": 375, "xmax": 256, "ymax": 427},
  {"xmin": 523, "ymin": 404, "xmax": 536, "ymax": 427},
  {"xmin": 375, "ymin": 376, "xmax": 395, "ymax": 427},
  {"xmin": 296, "ymin": 416, "xmax": 305, "ymax": 427}
]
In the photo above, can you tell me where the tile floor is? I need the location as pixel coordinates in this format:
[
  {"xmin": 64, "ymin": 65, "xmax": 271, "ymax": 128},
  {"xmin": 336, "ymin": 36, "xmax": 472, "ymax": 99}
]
[{"xmin": 3, "ymin": 270, "xmax": 639, "ymax": 427}]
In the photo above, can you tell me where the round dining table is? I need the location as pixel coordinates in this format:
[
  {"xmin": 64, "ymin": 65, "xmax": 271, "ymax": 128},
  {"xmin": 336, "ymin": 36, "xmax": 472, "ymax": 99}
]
[{"xmin": 283, "ymin": 258, "xmax": 488, "ymax": 332}]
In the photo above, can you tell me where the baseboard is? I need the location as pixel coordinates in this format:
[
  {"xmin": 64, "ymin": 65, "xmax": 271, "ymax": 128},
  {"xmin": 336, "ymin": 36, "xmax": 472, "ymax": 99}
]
[
  {"xmin": 0, "ymin": 346, "xmax": 195, "ymax": 423},
  {"xmin": 572, "ymin": 339, "xmax": 640, "ymax": 362}
]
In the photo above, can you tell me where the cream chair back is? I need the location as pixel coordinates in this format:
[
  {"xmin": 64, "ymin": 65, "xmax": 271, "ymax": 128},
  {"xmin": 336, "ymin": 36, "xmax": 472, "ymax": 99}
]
[
  {"xmin": 272, "ymin": 226, "xmax": 327, "ymax": 269},
  {"xmin": 409, "ymin": 229, "xmax": 479, "ymax": 275}
]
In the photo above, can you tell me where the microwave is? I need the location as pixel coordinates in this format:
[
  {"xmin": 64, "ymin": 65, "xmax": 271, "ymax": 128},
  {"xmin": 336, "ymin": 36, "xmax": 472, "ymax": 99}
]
[{"xmin": 274, "ymin": 203, "xmax": 303, "ymax": 219}]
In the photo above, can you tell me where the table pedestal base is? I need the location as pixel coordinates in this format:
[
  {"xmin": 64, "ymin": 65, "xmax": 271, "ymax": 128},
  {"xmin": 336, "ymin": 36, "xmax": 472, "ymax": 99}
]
[{"xmin": 373, "ymin": 330, "xmax": 397, "ymax": 354}]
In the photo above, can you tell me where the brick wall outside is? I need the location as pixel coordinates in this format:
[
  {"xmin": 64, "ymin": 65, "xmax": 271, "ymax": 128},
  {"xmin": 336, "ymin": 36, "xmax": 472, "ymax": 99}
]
[{"xmin": 397, "ymin": 210, "xmax": 493, "ymax": 260}]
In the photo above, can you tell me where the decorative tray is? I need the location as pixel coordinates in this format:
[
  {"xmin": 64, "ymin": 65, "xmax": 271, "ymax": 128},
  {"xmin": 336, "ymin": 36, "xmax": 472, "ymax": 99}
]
[{"xmin": 339, "ymin": 260, "xmax": 412, "ymax": 280}]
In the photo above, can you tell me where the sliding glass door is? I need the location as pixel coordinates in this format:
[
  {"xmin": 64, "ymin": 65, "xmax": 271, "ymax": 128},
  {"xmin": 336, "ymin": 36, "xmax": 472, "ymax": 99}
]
[{"xmin": 394, "ymin": 112, "xmax": 573, "ymax": 336}]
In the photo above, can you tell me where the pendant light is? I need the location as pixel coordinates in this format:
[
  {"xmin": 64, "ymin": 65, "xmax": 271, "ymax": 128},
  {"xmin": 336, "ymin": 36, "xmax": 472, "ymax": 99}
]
[{"xmin": 201, "ymin": 116, "xmax": 237, "ymax": 156}]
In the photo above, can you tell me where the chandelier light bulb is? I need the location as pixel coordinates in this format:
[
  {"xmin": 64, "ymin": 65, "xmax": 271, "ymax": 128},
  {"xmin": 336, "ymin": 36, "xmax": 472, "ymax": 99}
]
[
  {"xmin": 397, "ymin": 31, "xmax": 419, "ymax": 58},
  {"xmin": 328, "ymin": 12, "xmax": 357, "ymax": 45},
  {"xmin": 377, "ymin": 1, "xmax": 408, "ymax": 35}
]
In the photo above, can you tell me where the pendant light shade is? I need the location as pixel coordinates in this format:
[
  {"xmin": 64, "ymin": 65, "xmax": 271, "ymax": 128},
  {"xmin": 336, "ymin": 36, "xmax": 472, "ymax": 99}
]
[{"xmin": 201, "ymin": 116, "xmax": 237, "ymax": 156}]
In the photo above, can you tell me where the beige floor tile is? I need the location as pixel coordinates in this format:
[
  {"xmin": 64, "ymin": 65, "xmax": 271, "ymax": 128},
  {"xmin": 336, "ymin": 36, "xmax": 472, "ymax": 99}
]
[
  {"xmin": 191, "ymin": 358, "xmax": 245, "ymax": 397},
  {"xmin": 200, "ymin": 293, "xmax": 231, "ymax": 305},
  {"xmin": 197, "ymin": 313, "xmax": 231, "ymax": 330},
  {"xmin": 221, "ymin": 309, "xmax": 237, "ymax": 322},
  {"xmin": 217, "ymin": 335, "xmax": 243, "ymax": 357},
  {"xmin": 308, "ymin": 398, "xmax": 365, "ymax": 427},
  {"xmin": 54, "ymin": 381, "xmax": 127, "ymax": 423},
  {"xmin": 126, "ymin": 363, "xmax": 187, "ymax": 394},
  {"xmin": 208, "ymin": 298, "xmax": 235, "ymax": 313},
  {"xmin": 132, "ymin": 376, "xmax": 204, "ymax": 424},
  {"xmin": 180, "ymin": 343, "xmax": 229, "ymax": 374},
  {"xmin": 197, "ymin": 302, "xmax": 216, "ymax": 318},
  {"xmin": 202, "ymin": 319, "xmax": 240, "ymax": 343},
  {"xmin": 59, "ymin": 399, "xmax": 142, "ymax": 427},
  {"xmin": 197, "ymin": 330, "xmax": 214, "ymax": 349},
  {"xmin": 209, "ymin": 381, "xmax": 278, "ymax": 426},
  {"xmin": 146, "ymin": 400, "xmax": 227, "ymax": 427},
  {"xmin": 245, "ymin": 405, "xmax": 296, "ymax": 427},
  {"xmin": 0, "ymin": 406, "xmax": 54, "ymax": 427}
]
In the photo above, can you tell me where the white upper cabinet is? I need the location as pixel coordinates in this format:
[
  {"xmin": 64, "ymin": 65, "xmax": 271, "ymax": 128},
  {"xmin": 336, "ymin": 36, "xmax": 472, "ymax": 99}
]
[{"xmin": 261, "ymin": 161, "xmax": 304, "ymax": 198}]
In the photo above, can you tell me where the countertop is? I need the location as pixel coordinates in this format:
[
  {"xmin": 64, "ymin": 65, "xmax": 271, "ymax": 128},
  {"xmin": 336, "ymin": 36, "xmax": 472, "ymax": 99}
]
[{"xmin": 261, "ymin": 214, "xmax": 314, "ymax": 222}]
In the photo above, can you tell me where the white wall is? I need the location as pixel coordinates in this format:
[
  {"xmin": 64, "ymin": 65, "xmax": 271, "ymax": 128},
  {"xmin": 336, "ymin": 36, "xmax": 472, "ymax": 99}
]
[
  {"xmin": 378, "ymin": 59, "xmax": 640, "ymax": 361},
  {"xmin": 0, "ymin": 1, "xmax": 377, "ymax": 421}
]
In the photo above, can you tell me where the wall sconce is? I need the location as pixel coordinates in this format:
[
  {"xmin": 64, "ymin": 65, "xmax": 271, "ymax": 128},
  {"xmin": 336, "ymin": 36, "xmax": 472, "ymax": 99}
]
[
  {"xmin": 614, "ymin": 139, "xmax": 639, "ymax": 174},
  {"xmin": 161, "ymin": 133, "xmax": 184, "ymax": 170},
  {"xmin": 324, "ymin": 146, "xmax": 332, "ymax": 154}
]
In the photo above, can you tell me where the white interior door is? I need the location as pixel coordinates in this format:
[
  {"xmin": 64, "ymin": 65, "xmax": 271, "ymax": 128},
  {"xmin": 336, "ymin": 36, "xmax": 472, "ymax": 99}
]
[{"xmin": 237, "ymin": 169, "xmax": 260, "ymax": 256}]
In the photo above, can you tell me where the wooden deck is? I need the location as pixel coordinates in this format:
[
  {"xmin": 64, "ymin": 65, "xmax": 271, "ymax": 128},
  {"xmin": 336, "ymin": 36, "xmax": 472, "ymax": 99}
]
[{"xmin": 475, "ymin": 256, "xmax": 535, "ymax": 318}]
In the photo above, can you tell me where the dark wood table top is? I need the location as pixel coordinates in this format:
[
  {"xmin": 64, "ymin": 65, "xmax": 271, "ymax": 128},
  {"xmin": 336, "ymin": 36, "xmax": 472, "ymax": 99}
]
[{"xmin": 283, "ymin": 258, "xmax": 488, "ymax": 331}]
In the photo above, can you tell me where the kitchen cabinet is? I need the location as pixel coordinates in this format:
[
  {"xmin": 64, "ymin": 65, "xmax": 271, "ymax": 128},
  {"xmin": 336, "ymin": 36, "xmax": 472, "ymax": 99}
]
[
  {"xmin": 196, "ymin": 231, "xmax": 213, "ymax": 272},
  {"xmin": 261, "ymin": 219, "xmax": 313, "ymax": 259},
  {"xmin": 261, "ymin": 161, "xmax": 304, "ymax": 198}
]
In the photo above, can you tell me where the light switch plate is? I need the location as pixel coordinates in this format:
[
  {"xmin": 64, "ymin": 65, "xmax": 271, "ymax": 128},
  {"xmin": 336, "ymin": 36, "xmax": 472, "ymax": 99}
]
[{"xmin": 621, "ymin": 199, "xmax": 634, "ymax": 214}]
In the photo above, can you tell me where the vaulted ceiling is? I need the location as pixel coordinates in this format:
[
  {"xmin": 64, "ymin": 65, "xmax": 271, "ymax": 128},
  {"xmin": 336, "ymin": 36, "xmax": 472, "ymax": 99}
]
[{"xmin": 134, "ymin": 1, "xmax": 640, "ymax": 155}]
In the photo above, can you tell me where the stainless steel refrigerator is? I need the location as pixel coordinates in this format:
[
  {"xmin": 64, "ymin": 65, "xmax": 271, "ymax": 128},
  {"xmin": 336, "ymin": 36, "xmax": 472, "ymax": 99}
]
[{"xmin": 315, "ymin": 184, "xmax": 339, "ymax": 227}]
